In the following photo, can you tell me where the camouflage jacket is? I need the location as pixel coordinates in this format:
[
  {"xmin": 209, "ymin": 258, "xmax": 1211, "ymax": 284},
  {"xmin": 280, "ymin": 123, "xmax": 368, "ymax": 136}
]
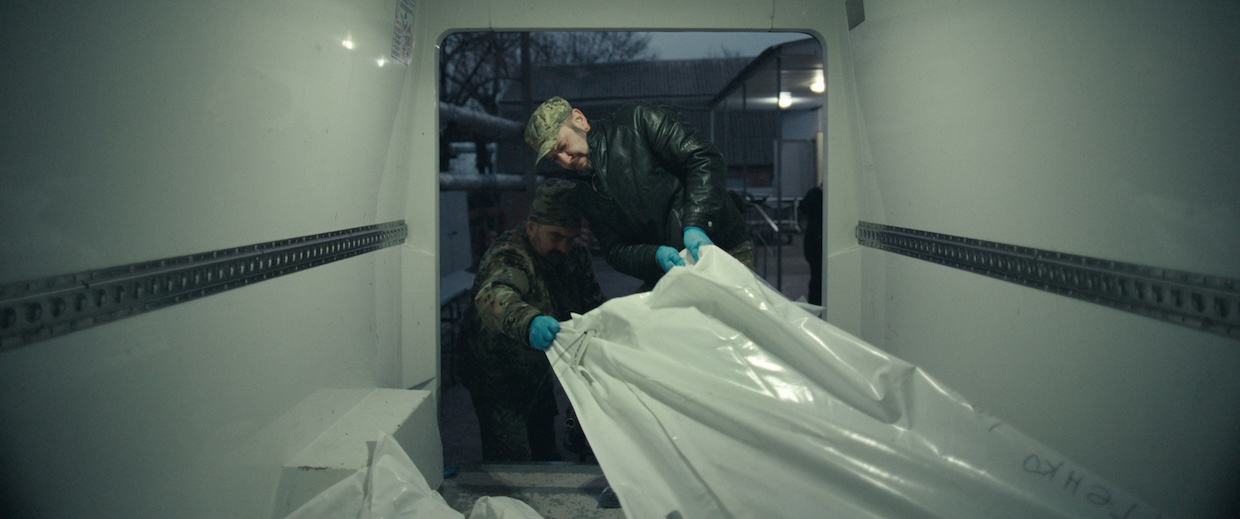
[{"xmin": 462, "ymin": 226, "xmax": 605, "ymax": 357}]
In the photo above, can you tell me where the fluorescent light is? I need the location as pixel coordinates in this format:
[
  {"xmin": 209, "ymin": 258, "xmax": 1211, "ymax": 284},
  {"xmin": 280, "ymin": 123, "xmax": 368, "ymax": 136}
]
[
  {"xmin": 778, "ymin": 92, "xmax": 792, "ymax": 108},
  {"xmin": 810, "ymin": 75, "xmax": 825, "ymax": 93}
]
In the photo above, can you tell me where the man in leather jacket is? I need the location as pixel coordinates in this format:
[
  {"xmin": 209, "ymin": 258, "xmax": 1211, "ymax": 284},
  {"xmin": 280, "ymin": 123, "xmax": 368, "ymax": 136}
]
[{"xmin": 525, "ymin": 96, "xmax": 754, "ymax": 290}]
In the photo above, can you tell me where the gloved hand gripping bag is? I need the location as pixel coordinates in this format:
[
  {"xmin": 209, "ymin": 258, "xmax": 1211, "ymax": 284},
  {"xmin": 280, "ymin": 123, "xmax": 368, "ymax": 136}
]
[{"xmin": 546, "ymin": 245, "xmax": 1164, "ymax": 519}]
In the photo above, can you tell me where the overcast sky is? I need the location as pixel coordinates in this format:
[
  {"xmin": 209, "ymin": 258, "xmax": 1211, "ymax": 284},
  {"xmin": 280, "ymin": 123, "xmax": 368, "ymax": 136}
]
[{"xmin": 640, "ymin": 31, "xmax": 810, "ymax": 60}]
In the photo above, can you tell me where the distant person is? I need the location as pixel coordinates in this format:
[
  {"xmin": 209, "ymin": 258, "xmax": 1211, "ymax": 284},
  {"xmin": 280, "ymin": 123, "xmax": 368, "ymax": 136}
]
[
  {"xmin": 800, "ymin": 184, "xmax": 823, "ymax": 305},
  {"xmin": 456, "ymin": 179, "xmax": 605, "ymax": 461},
  {"xmin": 525, "ymin": 96, "xmax": 754, "ymax": 291}
]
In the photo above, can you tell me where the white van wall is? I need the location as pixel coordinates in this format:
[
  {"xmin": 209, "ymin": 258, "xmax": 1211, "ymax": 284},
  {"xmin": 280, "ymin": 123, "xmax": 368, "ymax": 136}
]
[
  {"xmin": 839, "ymin": 2, "xmax": 1240, "ymax": 517},
  {"xmin": 2, "ymin": 0, "xmax": 1235, "ymax": 517},
  {"xmin": 0, "ymin": 1, "xmax": 418, "ymax": 517}
]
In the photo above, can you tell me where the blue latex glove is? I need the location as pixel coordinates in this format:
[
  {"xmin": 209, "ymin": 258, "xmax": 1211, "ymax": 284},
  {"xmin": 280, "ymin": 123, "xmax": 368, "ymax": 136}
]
[
  {"xmin": 528, "ymin": 315, "xmax": 560, "ymax": 351},
  {"xmin": 655, "ymin": 245, "xmax": 685, "ymax": 272},
  {"xmin": 683, "ymin": 226, "xmax": 713, "ymax": 261}
]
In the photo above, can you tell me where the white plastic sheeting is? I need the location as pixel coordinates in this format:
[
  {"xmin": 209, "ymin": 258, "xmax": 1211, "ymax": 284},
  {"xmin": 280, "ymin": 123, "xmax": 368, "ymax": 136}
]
[
  {"xmin": 548, "ymin": 246, "xmax": 1164, "ymax": 519},
  {"xmin": 284, "ymin": 432, "xmax": 543, "ymax": 519}
]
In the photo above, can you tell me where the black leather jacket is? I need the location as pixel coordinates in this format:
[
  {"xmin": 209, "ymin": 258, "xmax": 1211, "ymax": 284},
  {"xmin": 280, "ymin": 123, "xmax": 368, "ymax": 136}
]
[{"xmin": 568, "ymin": 102, "xmax": 749, "ymax": 287}]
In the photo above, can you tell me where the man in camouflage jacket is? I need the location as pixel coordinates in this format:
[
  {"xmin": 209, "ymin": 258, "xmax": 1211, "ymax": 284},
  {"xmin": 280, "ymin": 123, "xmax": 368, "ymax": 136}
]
[
  {"xmin": 457, "ymin": 179, "xmax": 605, "ymax": 461},
  {"xmin": 525, "ymin": 96, "xmax": 754, "ymax": 290}
]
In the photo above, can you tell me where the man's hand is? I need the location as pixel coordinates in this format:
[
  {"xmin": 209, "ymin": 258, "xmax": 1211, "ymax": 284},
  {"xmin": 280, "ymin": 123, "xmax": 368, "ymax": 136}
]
[
  {"xmin": 528, "ymin": 315, "xmax": 560, "ymax": 351},
  {"xmin": 655, "ymin": 246, "xmax": 685, "ymax": 272},
  {"xmin": 683, "ymin": 226, "xmax": 713, "ymax": 261}
]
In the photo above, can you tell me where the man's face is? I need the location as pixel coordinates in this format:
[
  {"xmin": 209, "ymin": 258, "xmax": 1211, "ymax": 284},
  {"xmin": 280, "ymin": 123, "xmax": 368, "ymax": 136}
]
[
  {"xmin": 526, "ymin": 221, "xmax": 579, "ymax": 264},
  {"xmin": 547, "ymin": 112, "xmax": 590, "ymax": 171}
]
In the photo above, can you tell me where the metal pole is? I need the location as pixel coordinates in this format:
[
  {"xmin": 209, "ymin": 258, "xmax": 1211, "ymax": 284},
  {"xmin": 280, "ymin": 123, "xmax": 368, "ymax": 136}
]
[
  {"xmin": 775, "ymin": 53, "xmax": 784, "ymax": 292},
  {"xmin": 521, "ymin": 32, "xmax": 536, "ymax": 205}
]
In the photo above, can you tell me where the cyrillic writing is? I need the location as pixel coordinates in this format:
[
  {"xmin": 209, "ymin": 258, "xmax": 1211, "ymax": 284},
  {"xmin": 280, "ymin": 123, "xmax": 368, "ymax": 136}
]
[{"xmin": 1021, "ymin": 454, "xmax": 1165, "ymax": 519}]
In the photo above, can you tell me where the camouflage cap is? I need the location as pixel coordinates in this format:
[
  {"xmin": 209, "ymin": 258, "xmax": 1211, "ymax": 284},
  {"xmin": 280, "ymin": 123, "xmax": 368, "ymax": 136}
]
[
  {"xmin": 529, "ymin": 178, "xmax": 580, "ymax": 229},
  {"xmin": 525, "ymin": 97, "xmax": 573, "ymax": 165}
]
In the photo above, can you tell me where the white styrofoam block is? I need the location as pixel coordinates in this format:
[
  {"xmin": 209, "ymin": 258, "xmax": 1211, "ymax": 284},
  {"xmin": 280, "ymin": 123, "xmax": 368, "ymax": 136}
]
[{"xmin": 270, "ymin": 388, "xmax": 441, "ymax": 518}]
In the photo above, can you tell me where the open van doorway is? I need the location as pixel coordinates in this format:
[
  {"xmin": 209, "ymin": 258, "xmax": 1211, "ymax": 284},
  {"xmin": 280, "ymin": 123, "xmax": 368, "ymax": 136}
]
[{"xmin": 436, "ymin": 30, "xmax": 823, "ymax": 469}]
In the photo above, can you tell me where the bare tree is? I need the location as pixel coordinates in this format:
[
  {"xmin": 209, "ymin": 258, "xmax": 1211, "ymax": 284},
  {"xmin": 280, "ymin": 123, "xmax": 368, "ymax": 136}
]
[
  {"xmin": 705, "ymin": 45, "xmax": 746, "ymax": 59},
  {"xmin": 536, "ymin": 32, "xmax": 656, "ymax": 66},
  {"xmin": 440, "ymin": 31, "xmax": 655, "ymax": 114},
  {"xmin": 440, "ymin": 32, "xmax": 520, "ymax": 113}
]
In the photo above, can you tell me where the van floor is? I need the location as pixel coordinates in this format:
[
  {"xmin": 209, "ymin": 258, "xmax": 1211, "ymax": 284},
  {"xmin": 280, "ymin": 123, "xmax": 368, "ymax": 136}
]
[
  {"xmin": 437, "ymin": 234, "xmax": 812, "ymax": 516},
  {"xmin": 439, "ymin": 461, "xmax": 624, "ymax": 518}
]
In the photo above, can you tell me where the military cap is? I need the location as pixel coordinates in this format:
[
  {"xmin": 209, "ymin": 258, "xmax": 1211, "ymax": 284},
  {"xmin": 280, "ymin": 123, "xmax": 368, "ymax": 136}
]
[
  {"xmin": 529, "ymin": 178, "xmax": 580, "ymax": 228},
  {"xmin": 525, "ymin": 97, "xmax": 573, "ymax": 165}
]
